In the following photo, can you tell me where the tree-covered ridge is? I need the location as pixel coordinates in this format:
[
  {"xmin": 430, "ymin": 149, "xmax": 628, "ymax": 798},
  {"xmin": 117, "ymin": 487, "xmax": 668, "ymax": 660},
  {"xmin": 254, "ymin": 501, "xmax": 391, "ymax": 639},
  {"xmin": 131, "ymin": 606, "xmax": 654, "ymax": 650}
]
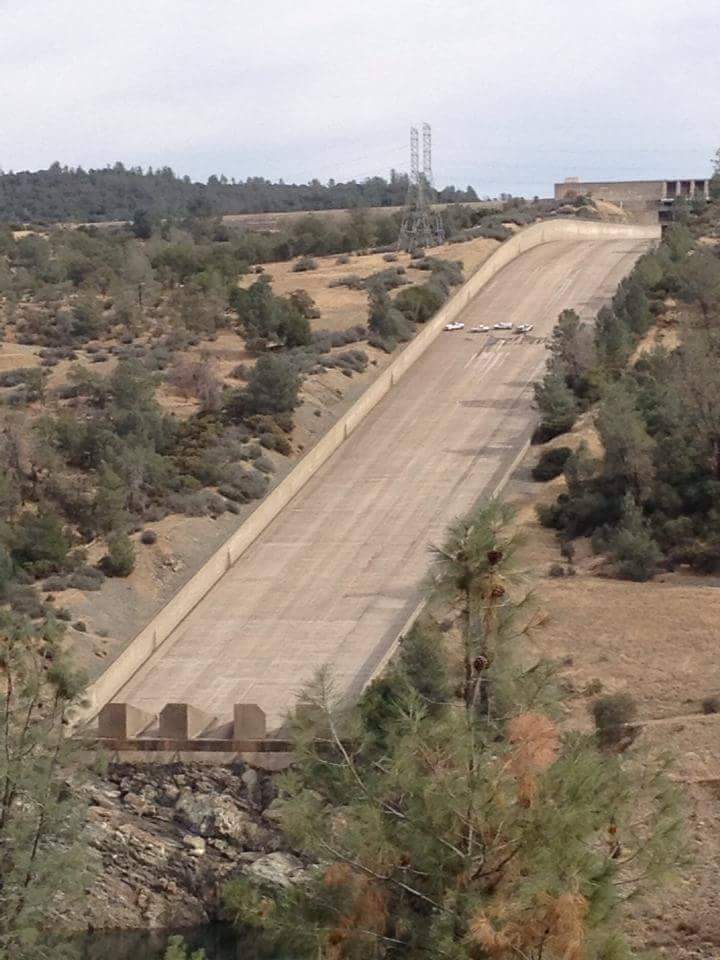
[
  {"xmin": 533, "ymin": 196, "xmax": 720, "ymax": 581},
  {"xmin": 0, "ymin": 163, "xmax": 479, "ymax": 224}
]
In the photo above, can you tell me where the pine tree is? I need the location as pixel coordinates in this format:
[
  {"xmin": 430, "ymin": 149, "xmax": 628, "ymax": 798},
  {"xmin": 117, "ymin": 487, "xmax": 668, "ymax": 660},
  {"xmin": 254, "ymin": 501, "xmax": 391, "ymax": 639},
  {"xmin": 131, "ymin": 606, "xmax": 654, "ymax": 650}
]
[
  {"xmin": 548, "ymin": 308, "xmax": 594, "ymax": 391},
  {"xmin": 596, "ymin": 381, "xmax": 655, "ymax": 501},
  {"xmin": 606, "ymin": 492, "xmax": 662, "ymax": 582},
  {"xmin": 594, "ymin": 306, "xmax": 632, "ymax": 373},
  {"xmin": 534, "ymin": 369, "xmax": 578, "ymax": 440},
  {"xmin": 429, "ymin": 499, "xmax": 522, "ymax": 713},
  {"xmin": 0, "ymin": 613, "xmax": 91, "ymax": 959},
  {"xmin": 223, "ymin": 503, "xmax": 683, "ymax": 959}
]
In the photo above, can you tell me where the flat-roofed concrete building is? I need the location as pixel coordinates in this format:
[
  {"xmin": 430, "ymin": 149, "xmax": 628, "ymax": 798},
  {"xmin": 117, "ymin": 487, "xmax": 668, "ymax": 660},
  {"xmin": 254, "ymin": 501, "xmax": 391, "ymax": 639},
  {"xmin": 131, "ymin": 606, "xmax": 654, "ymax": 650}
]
[{"xmin": 555, "ymin": 177, "xmax": 711, "ymax": 204}]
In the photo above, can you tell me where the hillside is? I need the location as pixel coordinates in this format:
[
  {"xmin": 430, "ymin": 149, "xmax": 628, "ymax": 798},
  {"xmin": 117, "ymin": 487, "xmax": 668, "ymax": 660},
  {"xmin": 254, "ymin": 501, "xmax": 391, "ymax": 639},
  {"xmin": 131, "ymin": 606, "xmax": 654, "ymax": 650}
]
[
  {"xmin": 521, "ymin": 201, "xmax": 720, "ymax": 958},
  {"xmin": 0, "ymin": 194, "xmax": 500, "ymax": 682}
]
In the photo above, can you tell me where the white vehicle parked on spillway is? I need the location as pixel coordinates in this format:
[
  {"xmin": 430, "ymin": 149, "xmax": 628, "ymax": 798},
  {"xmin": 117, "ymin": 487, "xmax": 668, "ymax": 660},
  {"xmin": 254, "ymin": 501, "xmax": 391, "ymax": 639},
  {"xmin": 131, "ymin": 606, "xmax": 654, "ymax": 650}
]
[
  {"xmin": 470, "ymin": 325, "xmax": 490, "ymax": 333},
  {"xmin": 493, "ymin": 321, "xmax": 513, "ymax": 330},
  {"xmin": 516, "ymin": 323, "xmax": 534, "ymax": 334},
  {"xmin": 445, "ymin": 322, "xmax": 465, "ymax": 331}
]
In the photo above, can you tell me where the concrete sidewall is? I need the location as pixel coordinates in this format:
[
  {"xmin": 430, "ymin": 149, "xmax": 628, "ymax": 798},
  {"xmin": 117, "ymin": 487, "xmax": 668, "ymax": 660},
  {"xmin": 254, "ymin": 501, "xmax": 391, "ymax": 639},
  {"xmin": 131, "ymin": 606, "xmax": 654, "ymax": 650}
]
[{"xmin": 81, "ymin": 219, "xmax": 659, "ymax": 722}]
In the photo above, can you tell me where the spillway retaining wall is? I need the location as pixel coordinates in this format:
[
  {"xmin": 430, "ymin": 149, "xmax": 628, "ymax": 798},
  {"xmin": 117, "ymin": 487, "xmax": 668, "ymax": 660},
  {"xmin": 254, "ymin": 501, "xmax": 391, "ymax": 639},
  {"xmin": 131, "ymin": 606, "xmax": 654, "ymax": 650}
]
[{"xmin": 79, "ymin": 218, "xmax": 659, "ymax": 724}]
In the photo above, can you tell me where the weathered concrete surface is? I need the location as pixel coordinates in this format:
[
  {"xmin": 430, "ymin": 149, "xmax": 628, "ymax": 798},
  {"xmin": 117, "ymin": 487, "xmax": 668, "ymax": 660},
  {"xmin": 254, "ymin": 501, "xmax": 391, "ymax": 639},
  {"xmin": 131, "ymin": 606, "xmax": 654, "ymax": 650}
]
[
  {"xmin": 98, "ymin": 703, "xmax": 154, "ymax": 739},
  {"xmin": 117, "ymin": 235, "xmax": 652, "ymax": 731},
  {"xmin": 77, "ymin": 221, "xmax": 654, "ymax": 724},
  {"xmin": 159, "ymin": 703, "xmax": 213, "ymax": 740}
]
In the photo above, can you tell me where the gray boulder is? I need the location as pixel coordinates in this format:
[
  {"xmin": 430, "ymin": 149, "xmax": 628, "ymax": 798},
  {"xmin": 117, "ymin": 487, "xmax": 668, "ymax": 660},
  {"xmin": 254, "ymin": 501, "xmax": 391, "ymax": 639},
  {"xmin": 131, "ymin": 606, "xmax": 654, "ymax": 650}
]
[
  {"xmin": 175, "ymin": 792, "xmax": 269, "ymax": 849},
  {"xmin": 247, "ymin": 852, "xmax": 306, "ymax": 888}
]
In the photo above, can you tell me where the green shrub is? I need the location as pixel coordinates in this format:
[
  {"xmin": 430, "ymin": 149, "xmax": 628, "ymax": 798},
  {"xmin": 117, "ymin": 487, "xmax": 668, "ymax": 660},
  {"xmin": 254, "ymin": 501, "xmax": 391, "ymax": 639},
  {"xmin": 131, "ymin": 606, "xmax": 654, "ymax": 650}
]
[
  {"xmin": 367, "ymin": 286, "xmax": 413, "ymax": 352},
  {"xmin": 0, "ymin": 544, "xmax": 13, "ymax": 599},
  {"xmin": 590, "ymin": 693, "xmax": 638, "ymax": 747},
  {"xmin": 365, "ymin": 267, "xmax": 408, "ymax": 291},
  {"xmin": 292, "ymin": 256, "xmax": 317, "ymax": 273},
  {"xmin": 12, "ymin": 511, "xmax": 72, "ymax": 574},
  {"xmin": 677, "ymin": 541, "xmax": 720, "ymax": 574},
  {"xmin": 167, "ymin": 490, "xmax": 226, "ymax": 517},
  {"xmin": 230, "ymin": 363, "xmax": 249, "ymax": 380},
  {"xmin": 239, "ymin": 442, "xmax": 262, "ymax": 460},
  {"xmin": 359, "ymin": 619, "xmax": 450, "ymax": 744},
  {"xmin": 68, "ymin": 572, "xmax": 104, "ymax": 591},
  {"xmin": 7, "ymin": 584, "xmax": 45, "ymax": 619},
  {"xmin": 43, "ymin": 575, "xmax": 70, "ymax": 592},
  {"xmin": 328, "ymin": 274, "xmax": 364, "ymax": 290},
  {"xmin": 607, "ymin": 527, "xmax": 660, "ymax": 581},
  {"xmin": 394, "ymin": 284, "xmax": 445, "ymax": 323},
  {"xmin": 229, "ymin": 355, "xmax": 300, "ymax": 417},
  {"xmin": 532, "ymin": 446, "xmax": 572, "ymax": 482},
  {"xmin": 288, "ymin": 289, "xmax": 321, "ymax": 320},
  {"xmin": 0, "ymin": 367, "xmax": 38, "ymax": 388},
  {"xmin": 233, "ymin": 469, "xmax": 268, "ymax": 501},
  {"xmin": 102, "ymin": 532, "xmax": 136, "ymax": 577},
  {"xmin": 274, "ymin": 435, "xmax": 291, "ymax": 456},
  {"xmin": 606, "ymin": 497, "xmax": 662, "ymax": 582},
  {"xmin": 254, "ymin": 455, "xmax": 275, "ymax": 474}
]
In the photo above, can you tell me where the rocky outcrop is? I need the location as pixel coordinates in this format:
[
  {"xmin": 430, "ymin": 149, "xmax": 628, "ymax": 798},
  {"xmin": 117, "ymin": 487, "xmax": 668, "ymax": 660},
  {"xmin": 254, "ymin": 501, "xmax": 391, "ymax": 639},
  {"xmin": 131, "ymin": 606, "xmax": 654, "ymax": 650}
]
[{"xmin": 71, "ymin": 762, "xmax": 304, "ymax": 933}]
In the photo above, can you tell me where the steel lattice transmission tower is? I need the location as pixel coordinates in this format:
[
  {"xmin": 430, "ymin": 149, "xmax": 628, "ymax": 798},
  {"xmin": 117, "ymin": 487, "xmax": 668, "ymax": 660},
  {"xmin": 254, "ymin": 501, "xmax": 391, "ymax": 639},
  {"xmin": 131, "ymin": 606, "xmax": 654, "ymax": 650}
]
[{"xmin": 398, "ymin": 123, "xmax": 445, "ymax": 254}]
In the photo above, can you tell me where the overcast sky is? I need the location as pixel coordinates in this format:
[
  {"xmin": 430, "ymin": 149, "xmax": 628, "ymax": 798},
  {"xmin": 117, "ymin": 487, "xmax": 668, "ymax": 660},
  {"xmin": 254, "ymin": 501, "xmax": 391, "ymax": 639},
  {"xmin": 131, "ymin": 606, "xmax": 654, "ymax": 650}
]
[{"xmin": 1, "ymin": 0, "xmax": 717, "ymax": 197}]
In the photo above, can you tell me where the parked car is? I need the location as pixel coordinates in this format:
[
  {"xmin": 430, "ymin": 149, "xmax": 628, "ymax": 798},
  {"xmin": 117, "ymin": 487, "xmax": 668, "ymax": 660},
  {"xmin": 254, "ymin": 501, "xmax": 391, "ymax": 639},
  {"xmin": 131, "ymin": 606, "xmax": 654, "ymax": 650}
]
[
  {"xmin": 470, "ymin": 325, "xmax": 490, "ymax": 333},
  {"xmin": 445, "ymin": 322, "xmax": 465, "ymax": 331},
  {"xmin": 493, "ymin": 322, "xmax": 513, "ymax": 330},
  {"xmin": 515, "ymin": 323, "xmax": 534, "ymax": 334}
]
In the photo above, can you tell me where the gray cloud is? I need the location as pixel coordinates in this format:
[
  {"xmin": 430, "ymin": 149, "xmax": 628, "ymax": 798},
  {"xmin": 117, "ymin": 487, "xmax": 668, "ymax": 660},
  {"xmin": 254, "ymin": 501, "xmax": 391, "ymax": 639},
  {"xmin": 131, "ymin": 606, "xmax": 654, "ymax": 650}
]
[{"xmin": 1, "ymin": 0, "xmax": 717, "ymax": 197}]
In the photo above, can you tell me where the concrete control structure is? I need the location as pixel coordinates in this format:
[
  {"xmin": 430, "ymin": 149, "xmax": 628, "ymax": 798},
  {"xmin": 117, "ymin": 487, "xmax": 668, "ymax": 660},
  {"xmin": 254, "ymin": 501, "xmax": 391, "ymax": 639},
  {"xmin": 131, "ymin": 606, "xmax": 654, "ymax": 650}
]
[{"xmin": 555, "ymin": 177, "xmax": 711, "ymax": 204}]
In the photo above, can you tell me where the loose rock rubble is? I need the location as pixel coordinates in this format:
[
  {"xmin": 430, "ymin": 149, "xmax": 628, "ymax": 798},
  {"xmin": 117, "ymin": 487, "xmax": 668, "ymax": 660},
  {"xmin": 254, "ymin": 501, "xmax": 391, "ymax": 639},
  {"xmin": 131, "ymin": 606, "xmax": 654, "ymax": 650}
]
[{"xmin": 70, "ymin": 762, "xmax": 306, "ymax": 932}]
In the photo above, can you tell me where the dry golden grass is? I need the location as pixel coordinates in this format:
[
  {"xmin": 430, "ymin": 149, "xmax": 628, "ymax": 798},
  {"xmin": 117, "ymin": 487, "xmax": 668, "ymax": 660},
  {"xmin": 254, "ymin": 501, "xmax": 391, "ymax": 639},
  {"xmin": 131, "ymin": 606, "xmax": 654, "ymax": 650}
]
[
  {"xmin": 0, "ymin": 341, "xmax": 41, "ymax": 373},
  {"xmin": 221, "ymin": 200, "xmax": 497, "ymax": 233},
  {"xmin": 241, "ymin": 236, "xmax": 499, "ymax": 332}
]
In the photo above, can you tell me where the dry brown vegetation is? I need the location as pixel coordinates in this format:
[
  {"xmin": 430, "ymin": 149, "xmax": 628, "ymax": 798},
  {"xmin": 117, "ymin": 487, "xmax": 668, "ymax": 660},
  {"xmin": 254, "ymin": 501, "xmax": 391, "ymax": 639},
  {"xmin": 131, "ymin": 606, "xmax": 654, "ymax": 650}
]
[
  {"xmin": 0, "ymin": 236, "xmax": 502, "ymax": 678},
  {"xmin": 241, "ymin": 236, "xmax": 499, "ymax": 331},
  {"xmin": 506, "ymin": 430, "xmax": 720, "ymax": 959}
]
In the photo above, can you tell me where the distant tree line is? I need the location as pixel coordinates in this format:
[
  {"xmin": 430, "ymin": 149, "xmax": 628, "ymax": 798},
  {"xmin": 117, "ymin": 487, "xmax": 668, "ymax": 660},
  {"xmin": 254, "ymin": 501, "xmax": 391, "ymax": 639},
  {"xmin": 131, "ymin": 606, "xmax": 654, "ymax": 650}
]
[{"xmin": 0, "ymin": 162, "xmax": 479, "ymax": 224}]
